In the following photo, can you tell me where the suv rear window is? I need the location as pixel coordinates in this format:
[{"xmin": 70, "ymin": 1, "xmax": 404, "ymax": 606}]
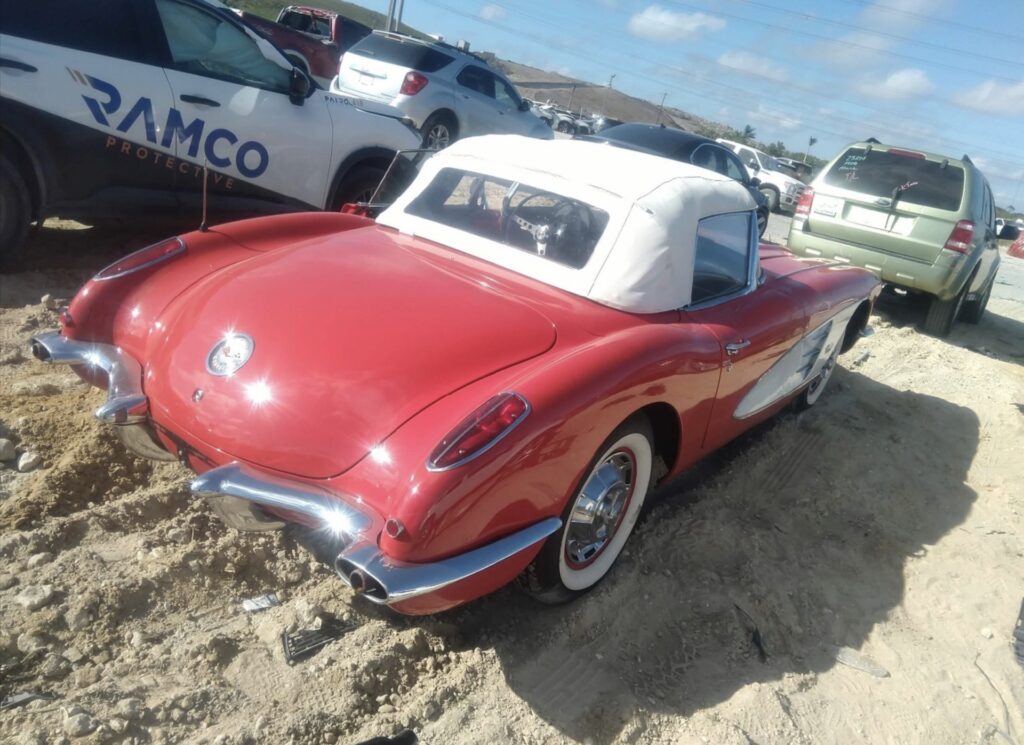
[
  {"xmin": 823, "ymin": 148, "xmax": 965, "ymax": 211},
  {"xmin": 349, "ymin": 34, "xmax": 453, "ymax": 73}
]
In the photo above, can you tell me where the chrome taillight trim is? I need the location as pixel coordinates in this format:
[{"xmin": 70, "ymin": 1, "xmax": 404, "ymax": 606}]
[
  {"xmin": 425, "ymin": 392, "xmax": 532, "ymax": 473},
  {"xmin": 93, "ymin": 237, "xmax": 186, "ymax": 281}
]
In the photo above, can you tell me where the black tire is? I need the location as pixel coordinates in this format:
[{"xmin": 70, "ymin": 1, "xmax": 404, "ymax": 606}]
[
  {"xmin": 422, "ymin": 112, "xmax": 457, "ymax": 150},
  {"xmin": 556, "ymin": 120, "xmax": 575, "ymax": 134},
  {"xmin": 922, "ymin": 283, "xmax": 968, "ymax": 337},
  {"xmin": 756, "ymin": 207, "xmax": 769, "ymax": 238},
  {"xmin": 759, "ymin": 185, "xmax": 780, "ymax": 212},
  {"xmin": 519, "ymin": 414, "xmax": 654, "ymax": 605},
  {"xmin": 333, "ymin": 165, "xmax": 386, "ymax": 209},
  {"xmin": 960, "ymin": 277, "xmax": 992, "ymax": 325},
  {"xmin": 0, "ymin": 153, "xmax": 32, "ymax": 266}
]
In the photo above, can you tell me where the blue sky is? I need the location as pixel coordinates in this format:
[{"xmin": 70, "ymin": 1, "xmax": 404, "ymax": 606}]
[{"xmin": 373, "ymin": 0, "xmax": 1024, "ymax": 209}]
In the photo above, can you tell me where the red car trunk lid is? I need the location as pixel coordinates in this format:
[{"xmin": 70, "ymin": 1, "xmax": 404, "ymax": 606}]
[{"xmin": 145, "ymin": 228, "xmax": 556, "ymax": 478}]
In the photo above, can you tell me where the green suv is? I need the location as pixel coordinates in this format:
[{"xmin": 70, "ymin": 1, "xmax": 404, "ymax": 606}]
[{"xmin": 787, "ymin": 140, "xmax": 1006, "ymax": 336}]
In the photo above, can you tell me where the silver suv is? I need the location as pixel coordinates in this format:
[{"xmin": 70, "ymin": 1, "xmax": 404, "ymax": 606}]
[{"xmin": 331, "ymin": 32, "xmax": 553, "ymax": 148}]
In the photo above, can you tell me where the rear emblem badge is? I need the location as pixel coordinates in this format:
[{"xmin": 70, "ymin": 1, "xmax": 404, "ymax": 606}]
[
  {"xmin": 206, "ymin": 333, "xmax": 254, "ymax": 376},
  {"xmin": 192, "ymin": 389, "xmax": 204, "ymax": 402}
]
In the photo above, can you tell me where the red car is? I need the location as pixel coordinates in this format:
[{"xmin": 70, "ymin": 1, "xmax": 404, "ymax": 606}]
[{"xmin": 31, "ymin": 136, "xmax": 880, "ymax": 615}]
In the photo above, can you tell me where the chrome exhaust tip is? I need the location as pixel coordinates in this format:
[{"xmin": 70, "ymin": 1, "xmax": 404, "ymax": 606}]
[
  {"xmin": 30, "ymin": 339, "xmax": 52, "ymax": 362},
  {"xmin": 335, "ymin": 556, "xmax": 388, "ymax": 602}
]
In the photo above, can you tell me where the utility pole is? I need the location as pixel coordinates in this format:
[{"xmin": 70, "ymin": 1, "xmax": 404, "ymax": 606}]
[
  {"xmin": 567, "ymin": 84, "xmax": 576, "ymax": 110},
  {"xmin": 656, "ymin": 92, "xmax": 667, "ymax": 124},
  {"xmin": 603, "ymin": 73, "xmax": 616, "ymax": 111},
  {"xmin": 394, "ymin": 0, "xmax": 405, "ymax": 31},
  {"xmin": 384, "ymin": 0, "xmax": 395, "ymax": 32}
]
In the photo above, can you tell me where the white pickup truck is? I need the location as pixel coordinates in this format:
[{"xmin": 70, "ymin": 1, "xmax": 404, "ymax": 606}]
[{"xmin": 717, "ymin": 139, "xmax": 806, "ymax": 213}]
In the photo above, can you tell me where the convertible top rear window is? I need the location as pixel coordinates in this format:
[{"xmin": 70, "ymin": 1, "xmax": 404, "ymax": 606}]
[
  {"xmin": 406, "ymin": 168, "xmax": 610, "ymax": 269},
  {"xmin": 824, "ymin": 148, "xmax": 965, "ymax": 211}
]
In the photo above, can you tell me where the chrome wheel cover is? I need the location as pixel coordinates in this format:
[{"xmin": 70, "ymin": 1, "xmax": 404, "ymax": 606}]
[
  {"xmin": 427, "ymin": 123, "xmax": 451, "ymax": 150},
  {"xmin": 564, "ymin": 450, "xmax": 636, "ymax": 569},
  {"xmin": 806, "ymin": 352, "xmax": 836, "ymax": 403}
]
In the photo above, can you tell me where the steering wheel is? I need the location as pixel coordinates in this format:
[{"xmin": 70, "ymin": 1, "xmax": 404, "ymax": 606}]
[{"xmin": 502, "ymin": 193, "xmax": 595, "ymax": 264}]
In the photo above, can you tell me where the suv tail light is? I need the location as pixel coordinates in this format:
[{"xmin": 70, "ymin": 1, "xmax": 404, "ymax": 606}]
[
  {"xmin": 400, "ymin": 71, "xmax": 428, "ymax": 96},
  {"xmin": 94, "ymin": 238, "xmax": 185, "ymax": 280},
  {"xmin": 943, "ymin": 220, "xmax": 974, "ymax": 254},
  {"xmin": 427, "ymin": 392, "xmax": 530, "ymax": 470},
  {"xmin": 794, "ymin": 188, "xmax": 814, "ymax": 217}
]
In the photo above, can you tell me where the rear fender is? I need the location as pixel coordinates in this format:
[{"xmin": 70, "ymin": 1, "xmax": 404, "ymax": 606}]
[{"xmin": 331, "ymin": 318, "xmax": 721, "ymax": 564}]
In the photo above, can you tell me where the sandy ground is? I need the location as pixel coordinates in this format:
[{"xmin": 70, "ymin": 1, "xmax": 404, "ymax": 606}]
[{"xmin": 1, "ymin": 219, "xmax": 1022, "ymax": 745}]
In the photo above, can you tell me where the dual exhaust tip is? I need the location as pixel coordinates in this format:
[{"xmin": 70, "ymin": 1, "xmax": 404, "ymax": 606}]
[{"xmin": 335, "ymin": 557, "xmax": 388, "ymax": 601}]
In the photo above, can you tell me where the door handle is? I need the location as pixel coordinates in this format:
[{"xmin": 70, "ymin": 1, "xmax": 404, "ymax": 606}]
[
  {"xmin": 0, "ymin": 58, "xmax": 38, "ymax": 73},
  {"xmin": 725, "ymin": 340, "xmax": 751, "ymax": 356},
  {"xmin": 180, "ymin": 94, "xmax": 220, "ymax": 107}
]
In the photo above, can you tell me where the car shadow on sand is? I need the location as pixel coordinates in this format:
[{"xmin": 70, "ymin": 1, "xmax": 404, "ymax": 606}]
[
  {"xmin": 873, "ymin": 289, "xmax": 1024, "ymax": 367},
  {"xmin": 416, "ymin": 368, "xmax": 979, "ymax": 744}
]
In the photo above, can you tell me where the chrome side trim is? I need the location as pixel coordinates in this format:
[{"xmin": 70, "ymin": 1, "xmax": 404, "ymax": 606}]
[
  {"xmin": 30, "ymin": 331, "xmax": 148, "ymax": 424},
  {"xmin": 189, "ymin": 462, "xmax": 561, "ymax": 605}
]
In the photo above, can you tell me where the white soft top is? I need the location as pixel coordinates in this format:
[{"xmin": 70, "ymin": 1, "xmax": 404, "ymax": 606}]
[{"xmin": 378, "ymin": 135, "xmax": 756, "ymax": 313}]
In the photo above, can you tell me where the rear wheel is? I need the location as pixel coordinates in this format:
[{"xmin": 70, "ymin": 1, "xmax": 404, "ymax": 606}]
[
  {"xmin": 422, "ymin": 112, "xmax": 457, "ymax": 150},
  {"xmin": 0, "ymin": 153, "xmax": 31, "ymax": 266},
  {"xmin": 520, "ymin": 415, "xmax": 654, "ymax": 604},
  {"xmin": 960, "ymin": 277, "xmax": 992, "ymax": 324},
  {"xmin": 922, "ymin": 283, "xmax": 968, "ymax": 337},
  {"xmin": 333, "ymin": 165, "xmax": 386, "ymax": 209},
  {"xmin": 756, "ymin": 207, "xmax": 768, "ymax": 238},
  {"xmin": 759, "ymin": 185, "xmax": 780, "ymax": 212},
  {"xmin": 556, "ymin": 120, "xmax": 575, "ymax": 134}
]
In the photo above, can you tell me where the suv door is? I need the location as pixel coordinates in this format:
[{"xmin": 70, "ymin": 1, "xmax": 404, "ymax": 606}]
[
  {"xmin": 493, "ymin": 74, "xmax": 536, "ymax": 135},
  {"xmin": 0, "ymin": 0, "xmax": 178, "ymax": 214},
  {"xmin": 153, "ymin": 0, "xmax": 333, "ymax": 212},
  {"xmin": 454, "ymin": 65, "xmax": 502, "ymax": 136}
]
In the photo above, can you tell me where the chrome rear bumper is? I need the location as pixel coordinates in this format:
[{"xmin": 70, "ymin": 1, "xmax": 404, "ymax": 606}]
[
  {"xmin": 191, "ymin": 463, "xmax": 561, "ymax": 605},
  {"xmin": 30, "ymin": 331, "xmax": 147, "ymax": 423}
]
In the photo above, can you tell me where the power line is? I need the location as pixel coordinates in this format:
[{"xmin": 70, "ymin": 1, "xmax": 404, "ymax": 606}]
[
  {"xmin": 728, "ymin": 0, "xmax": 1023, "ymax": 69},
  {"xmin": 657, "ymin": 0, "xmax": 1024, "ymax": 83},
  {"xmin": 475, "ymin": 0, "xmax": 1024, "ymax": 168},
  {"xmin": 827, "ymin": 0, "xmax": 1020, "ymax": 43}
]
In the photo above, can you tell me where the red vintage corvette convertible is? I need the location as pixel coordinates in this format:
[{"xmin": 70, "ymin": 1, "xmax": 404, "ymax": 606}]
[{"xmin": 31, "ymin": 136, "xmax": 880, "ymax": 614}]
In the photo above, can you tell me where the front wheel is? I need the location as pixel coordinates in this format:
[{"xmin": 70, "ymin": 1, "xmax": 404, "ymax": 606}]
[
  {"xmin": 333, "ymin": 165, "xmax": 386, "ymax": 209},
  {"xmin": 520, "ymin": 415, "xmax": 654, "ymax": 604},
  {"xmin": 759, "ymin": 186, "xmax": 780, "ymax": 212},
  {"xmin": 796, "ymin": 343, "xmax": 839, "ymax": 410},
  {"xmin": 756, "ymin": 208, "xmax": 768, "ymax": 238},
  {"xmin": 556, "ymin": 120, "xmax": 576, "ymax": 134},
  {"xmin": 0, "ymin": 153, "xmax": 32, "ymax": 266}
]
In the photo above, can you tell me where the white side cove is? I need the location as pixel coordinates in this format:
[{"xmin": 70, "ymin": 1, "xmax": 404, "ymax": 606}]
[{"xmin": 734, "ymin": 303, "xmax": 859, "ymax": 419}]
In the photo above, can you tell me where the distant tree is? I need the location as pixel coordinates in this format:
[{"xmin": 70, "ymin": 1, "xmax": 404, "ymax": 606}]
[
  {"xmin": 765, "ymin": 141, "xmax": 786, "ymax": 156},
  {"xmin": 741, "ymin": 124, "xmax": 756, "ymax": 142}
]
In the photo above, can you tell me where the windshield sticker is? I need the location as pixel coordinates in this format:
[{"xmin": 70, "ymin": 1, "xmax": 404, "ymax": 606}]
[{"xmin": 75, "ymin": 71, "xmax": 270, "ymax": 178}]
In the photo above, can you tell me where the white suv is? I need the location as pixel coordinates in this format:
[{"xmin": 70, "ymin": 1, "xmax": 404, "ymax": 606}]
[
  {"xmin": 331, "ymin": 32, "xmax": 553, "ymax": 148},
  {"xmin": 716, "ymin": 139, "xmax": 806, "ymax": 213},
  {"xmin": 0, "ymin": 0, "xmax": 420, "ymax": 262}
]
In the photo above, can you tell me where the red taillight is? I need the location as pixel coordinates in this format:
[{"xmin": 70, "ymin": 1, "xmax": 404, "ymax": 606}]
[
  {"xmin": 428, "ymin": 392, "xmax": 530, "ymax": 470},
  {"xmin": 400, "ymin": 71, "xmax": 428, "ymax": 96},
  {"xmin": 94, "ymin": 238, "xmax": 185, "ymax": 280},
  {"xmin": 795, "ymin": 188, "xmax": 814, "ymax": 217},
  {"xmin": 943, "ymin": 220, "xmax": 974, "ymax": 254}
]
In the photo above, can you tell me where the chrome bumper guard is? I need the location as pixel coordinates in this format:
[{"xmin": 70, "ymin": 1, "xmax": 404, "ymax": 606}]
[
  {"xmin": 191, "ymin": 463, "xmax": 561, "ymax": 605},
  {"xmin": 30, "ymin": 331, "xmax": 175, "ymax": 461},
  {"xmin": 30, "ymin": 331, "xmax": 147, "ymax": 423}
]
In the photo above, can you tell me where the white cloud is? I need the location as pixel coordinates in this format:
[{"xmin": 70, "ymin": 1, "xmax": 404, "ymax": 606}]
[
  {"xmin": 858, "ymin": 68, "xmax": 935, "ymax": 100},
  {"xmin": 626, "ymin": 5, "xmax": 725, "ymax": 42},
  {"xmin": 479, "ymin": 4, "xmax": 505, "ymax": 21},
  {"xmin": 748, "ymin": 103, "xmax": 802, "ymax": 131},
  {"xmin": 718, "ymin": 51, "xmax": 788, "ymax": 82},
  {"xmin": 953, "ymin": 80, "xmax": 1024, "ymax": 116}
]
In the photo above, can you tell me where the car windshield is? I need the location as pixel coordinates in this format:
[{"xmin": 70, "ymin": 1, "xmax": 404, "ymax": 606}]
[
  {"xmin": 406, "ymin": 168, "xmax": 610, "ymax": 269},
  {"xmin": 823, "ymin": 148, "xmax": 965, "ymax": 211},
  {"xmin": 349, "ymin": 34, "xmax": 453, "ymax": 72},
  {"xmin": 757, "ymin": 152, "xmax": 781, "ymax": 171}
]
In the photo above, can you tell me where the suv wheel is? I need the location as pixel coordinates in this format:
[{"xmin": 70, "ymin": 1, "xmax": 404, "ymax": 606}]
[
  {"xmin": 759, "ymin": 185, "xmax": 780, "ymax": 212},
  {"xmin": 422, "ymin": 113, "xmax": 457, "ymax": 150},
  {"xmin": 960, "ymin": 277, "xmax": 992, "ymax": 324},
  {"xmin": 922, "ymin": 283, "xmax": 968, "ymax": 337},
  {"xmin": 0, "ymin": 153, "xmax": 32, "ymax": 266}
]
